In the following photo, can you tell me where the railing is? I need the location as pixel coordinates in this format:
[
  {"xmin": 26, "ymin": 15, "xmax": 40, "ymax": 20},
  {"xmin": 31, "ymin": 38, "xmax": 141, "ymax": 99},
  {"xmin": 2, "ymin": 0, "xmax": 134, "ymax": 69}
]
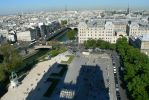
[{"xmin": 34, "ymin": 45, "xmax": 52, "ymax": 49}]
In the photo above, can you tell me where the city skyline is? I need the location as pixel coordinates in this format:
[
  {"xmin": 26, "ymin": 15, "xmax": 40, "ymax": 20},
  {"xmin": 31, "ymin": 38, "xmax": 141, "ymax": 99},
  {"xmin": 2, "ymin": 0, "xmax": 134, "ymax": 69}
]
[
  {"xmin": 1, "ymin": 0, "xmax": 149, "ymax": 99},
  {"xmin": 0, "ymin": 0, "xmax": 149, "ymax": 15}
]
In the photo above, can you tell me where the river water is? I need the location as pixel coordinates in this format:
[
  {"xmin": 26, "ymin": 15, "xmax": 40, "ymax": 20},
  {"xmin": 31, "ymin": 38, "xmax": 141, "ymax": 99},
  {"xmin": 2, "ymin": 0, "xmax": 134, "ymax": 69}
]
[{"xmin": 56, "ymin": 32, "xmax": 69, "ymax": 42}]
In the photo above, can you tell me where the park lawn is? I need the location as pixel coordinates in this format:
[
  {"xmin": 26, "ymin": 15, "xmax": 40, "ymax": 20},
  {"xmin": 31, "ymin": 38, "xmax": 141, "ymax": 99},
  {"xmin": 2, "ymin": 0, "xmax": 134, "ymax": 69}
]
[
  {"xmin": 38, "ymin": 47, "xmax": 67, "ymax": 61},
  {"xmin": 49, "ymin": 47, "xmax": 67, "ymax": 57}
]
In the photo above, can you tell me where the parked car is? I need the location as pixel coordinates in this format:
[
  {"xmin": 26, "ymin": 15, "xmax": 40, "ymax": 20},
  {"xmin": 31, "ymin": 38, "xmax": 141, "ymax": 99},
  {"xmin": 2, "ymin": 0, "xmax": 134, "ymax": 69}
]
[
  {"xmin": 115, "ymin": 84, "xmax": 119, "ymax": 91},
  {"xmin": 116, "ymin": 91, "xmax": 121, "ymax": 99},
  {"xmin": 113, "ymin": 61, "xmax": 115, "ymax": 65},
  {"xmin": 113, "ymin": 68, "xmax": 117, "ymax": 73}
]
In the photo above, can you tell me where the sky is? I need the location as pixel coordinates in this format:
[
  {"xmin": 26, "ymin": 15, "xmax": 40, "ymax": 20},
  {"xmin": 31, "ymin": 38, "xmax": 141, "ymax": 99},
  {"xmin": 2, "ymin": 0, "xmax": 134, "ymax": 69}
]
[{"xmin": 0, "ymin": 0, "xmax": 149, "ymax": 15}]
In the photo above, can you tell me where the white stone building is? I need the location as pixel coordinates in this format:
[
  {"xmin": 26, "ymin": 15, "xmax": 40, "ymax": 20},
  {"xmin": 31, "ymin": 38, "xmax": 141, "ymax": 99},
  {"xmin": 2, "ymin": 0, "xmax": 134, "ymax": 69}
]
[
  {"xmin": 78, "ymin": 20, "xmax": 127, "ymax": 44},
  {"xmin": 129, "ymin": 22, "xmax": 149, "ymax": 36},
  {"xmin": 8, "ymin": 34, "xmax": 15, "ymax": 42},
  {"xmin": 7, "ymin": 31, "xmax": 16, "ymax": 42},
  {"xmin": 16, "ymin": 31, "xmax": 35, "ymax": 41},
  {"xmin": 0, "ymin": 29, "xmax": 8, "ymax": 38}
]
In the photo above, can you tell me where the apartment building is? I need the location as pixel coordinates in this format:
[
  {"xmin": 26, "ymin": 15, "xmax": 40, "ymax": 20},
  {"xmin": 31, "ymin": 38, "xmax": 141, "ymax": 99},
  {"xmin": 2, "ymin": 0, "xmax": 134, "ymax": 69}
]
[
  {"xmin": 16, "ymin": 31, "xmax": 35, "ymax": 41},
  {"xmin": 0, "ymin": 29, "xmax": 8, "ymax": 38},
  {"xmin": 129, "ymin": 22, "xmax": 149, "ymax": 36},
  {"xmin": 78, "ymin": 20, "xmax": 127, "ymax": 44}
]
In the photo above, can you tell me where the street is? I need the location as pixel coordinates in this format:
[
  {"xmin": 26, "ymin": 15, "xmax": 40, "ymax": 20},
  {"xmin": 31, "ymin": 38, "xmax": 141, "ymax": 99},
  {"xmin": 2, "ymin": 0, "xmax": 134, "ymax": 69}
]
[{"xmin": 109, "ymin": 51, "xmax": 129, "ymax": 100}]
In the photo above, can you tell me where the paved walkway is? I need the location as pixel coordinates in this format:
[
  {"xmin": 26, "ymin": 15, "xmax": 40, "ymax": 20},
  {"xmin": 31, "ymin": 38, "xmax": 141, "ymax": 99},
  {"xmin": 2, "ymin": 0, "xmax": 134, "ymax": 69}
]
[{"xmin": 1, "ymin": 51, "xmax": 71, "ymax": 100}]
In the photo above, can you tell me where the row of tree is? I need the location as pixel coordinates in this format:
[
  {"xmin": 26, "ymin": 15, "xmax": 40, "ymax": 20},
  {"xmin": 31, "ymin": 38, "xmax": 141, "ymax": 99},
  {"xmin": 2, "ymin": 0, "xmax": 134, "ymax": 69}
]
[
  {"xmin": 116, "ymin": 37, "xmax": 149, "ymax": 100},
  {"xmin": 84, "ymin": 39, "xmax": 115, "ymax": 50},
  {"xmin": 0, "ymin": 43, "xmax": 22, "ymax": 81}
]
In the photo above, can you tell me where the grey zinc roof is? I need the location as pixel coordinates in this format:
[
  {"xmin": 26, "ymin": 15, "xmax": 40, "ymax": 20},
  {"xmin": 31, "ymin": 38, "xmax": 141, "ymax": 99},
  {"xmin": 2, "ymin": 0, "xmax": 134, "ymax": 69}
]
[
  {"xmin": 112, "ymin": 21, "xmax": 127, "ymax": 25},
  {"xmin": 140, "ymin": 34, "xmax": 149, "ymax": 41},
  {"xmin": 87, "ymin": 20, "xmax": 105, "ymax": 27}
]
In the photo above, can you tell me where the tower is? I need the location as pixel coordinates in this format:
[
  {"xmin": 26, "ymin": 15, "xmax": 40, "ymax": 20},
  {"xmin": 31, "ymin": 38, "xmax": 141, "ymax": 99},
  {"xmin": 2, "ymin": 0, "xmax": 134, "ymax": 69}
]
[
  {"xmin": 126, "ymin": 4, "xmax": 130, "ymax": 15},
  {"xmin": 65, "ymin": 5, "xmax": 67, "ymax": 17},
  {"xmin": 65, "ymin": 5, "xmax": 68, "ymax": 25}
]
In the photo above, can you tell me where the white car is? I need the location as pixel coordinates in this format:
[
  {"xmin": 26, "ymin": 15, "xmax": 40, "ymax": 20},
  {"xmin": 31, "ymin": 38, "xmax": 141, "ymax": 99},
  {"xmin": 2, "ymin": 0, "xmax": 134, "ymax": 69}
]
[
  {"xmin": 113, "ymin": 66, "xmax": 116, "ymax": 69},
  {"xmin": 114, "ymin": 68, "xmax": 116, "ymax": 72},
  {"xmin": 114, "ymin": 68, "xmax": 117, "ymax": 73}
]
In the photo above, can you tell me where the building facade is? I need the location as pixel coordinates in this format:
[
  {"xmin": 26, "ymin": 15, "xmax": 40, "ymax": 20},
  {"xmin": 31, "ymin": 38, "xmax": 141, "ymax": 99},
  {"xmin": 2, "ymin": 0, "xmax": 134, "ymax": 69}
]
[
  {"xmin": 129, "ymin": 22, "xmax": 149, "ymax": 36},
  {"xmin": 78, "ymin": 20, "xmax": 127, "ymax": 44},
  {"xmin": 16, "ymin": 31, "xmax": 35, "ymax": 41},
  {"xmin": 0, "ymin": 29, "xmax": 8, "ymax": 38}
]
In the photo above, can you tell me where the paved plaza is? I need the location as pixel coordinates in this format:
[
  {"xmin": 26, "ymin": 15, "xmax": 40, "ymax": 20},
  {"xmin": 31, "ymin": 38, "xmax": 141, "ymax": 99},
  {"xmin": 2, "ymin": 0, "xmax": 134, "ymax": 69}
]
[
  {"xmin": 1, "ymin": 51, "xmax": 117, "ymax": 100},
  {"xmin": 59, "ymin": 52, "xmax": 117, "ymax": 100}
]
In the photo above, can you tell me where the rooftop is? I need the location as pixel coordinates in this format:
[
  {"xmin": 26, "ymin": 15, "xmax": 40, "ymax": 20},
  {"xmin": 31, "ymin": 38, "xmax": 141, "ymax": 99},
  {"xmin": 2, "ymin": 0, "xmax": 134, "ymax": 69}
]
[
  {"xmin": 87, "ymin": 20, "xmax": 105, "ymax": 27},
  {"xmin": 139, "ymin": 34, "xmax": 149, "ymax": 41}
]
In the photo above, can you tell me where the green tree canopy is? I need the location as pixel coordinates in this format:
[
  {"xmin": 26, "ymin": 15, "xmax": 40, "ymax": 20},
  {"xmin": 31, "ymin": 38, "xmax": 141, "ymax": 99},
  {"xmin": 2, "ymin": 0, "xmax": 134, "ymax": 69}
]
[
  {"xmin": 0, "ymin": 65, "xmax": 6, "ymax": 81},
  {"xmin": 0, "ymin": 43, "xmax": 23, "ymax": 73},
  {"xmin": 66, "ymin": 29, "xmax": 76, "ymax": 40},
  {"xmin": 116, "ymin": 37, "xmax": 149, "ymax": 100},
  {"xmin": 61, "ymin": 20, "xmax": 67, "ymax": 26},
  {"xmin": 84, "ymin": 39, "xmax": 96, "ymax": 49},
  {"xmin": 84, "ymin": 39, "xmax": 115, "ymax": 50}
]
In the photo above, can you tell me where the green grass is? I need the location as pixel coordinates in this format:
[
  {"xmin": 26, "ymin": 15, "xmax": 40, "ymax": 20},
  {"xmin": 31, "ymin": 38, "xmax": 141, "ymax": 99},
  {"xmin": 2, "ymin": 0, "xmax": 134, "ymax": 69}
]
[
  {"xmin": 38, "ymin": 47, "xmax": 67, "ymax": 61},
  {"xmin": 50, "ymin": 64, "xmax": 68, "ymax": 77},
  {"xmin": 23, "ymin": 50, "xmax": 47, "ymax": 63},
  {"xmin": 35, "ymin": 47, "xmax": 67, "ymax": 62},
  {"xmin": 49, "ymin": 47, "xmax": 67, "ymax": 57},
  {"xmin": 44, "ymin": 78, "xmax": 60, "ymax": 97},
  {"xmin": 61, "ymin": 55, "xmax": 74, "ymax": 64}
]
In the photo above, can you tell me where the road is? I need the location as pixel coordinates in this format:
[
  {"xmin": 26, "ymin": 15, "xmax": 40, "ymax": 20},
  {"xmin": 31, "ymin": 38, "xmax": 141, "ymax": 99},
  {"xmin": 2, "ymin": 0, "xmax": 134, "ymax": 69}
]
[{"xmin": 110, "ymin": 51, "xmax": 129, "ymax": 100}]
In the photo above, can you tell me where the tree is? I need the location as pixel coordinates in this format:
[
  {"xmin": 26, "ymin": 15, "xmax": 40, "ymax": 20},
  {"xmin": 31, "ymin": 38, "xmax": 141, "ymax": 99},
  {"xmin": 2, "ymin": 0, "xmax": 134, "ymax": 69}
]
[
  {"xmin": 61, "ymin": 20, "xmax": 67, "ymax": 26},
  {"xmin": 84, "ymin": 39, "xmax": 115, "ymax": 50},
  {"xmin": 116, "ymin": 37, "xmax": 149, "ymax": 100},
  {"xmin": 128, "ymin": 76, "xmax": 149, "ymax": 100},
  {"xmin": 0, "ymin": 66, "xmax": 6, "ymax": 81},
  {"xmin": 66, "ymin": 29, "xmax": 75, "ymax": 40},
  {"xmin": 0, "ymin": 43, "xmax": 23, "ymax": 72},
  {"xmin": 0, "ymin": 54, "xmax": 3, "ymax": 63},
  {"xmin": 84, "ymin": 39, "xmax": 96, "ymax": 49}
]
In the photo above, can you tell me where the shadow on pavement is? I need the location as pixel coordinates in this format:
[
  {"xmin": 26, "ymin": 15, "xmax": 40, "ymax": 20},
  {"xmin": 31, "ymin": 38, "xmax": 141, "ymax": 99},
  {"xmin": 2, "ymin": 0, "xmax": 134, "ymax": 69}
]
[
  {"xmin": 74, "ymin": 65, "xmax": 109, "ymax": 100},
  {"xmin": 26, "ymin": 62, "xmax": 68, "ymax": 100},
  {"xmin": 26, "ymin": 63, "xmax": 109, "ymax": 100}
]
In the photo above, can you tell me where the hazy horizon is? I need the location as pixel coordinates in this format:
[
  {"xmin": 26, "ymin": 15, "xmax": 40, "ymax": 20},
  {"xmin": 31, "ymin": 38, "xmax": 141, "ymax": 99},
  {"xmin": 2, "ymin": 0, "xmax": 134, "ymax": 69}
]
[{"xmin": 0, "ymin": 0, "xmax": 149, "ymax": 15}]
